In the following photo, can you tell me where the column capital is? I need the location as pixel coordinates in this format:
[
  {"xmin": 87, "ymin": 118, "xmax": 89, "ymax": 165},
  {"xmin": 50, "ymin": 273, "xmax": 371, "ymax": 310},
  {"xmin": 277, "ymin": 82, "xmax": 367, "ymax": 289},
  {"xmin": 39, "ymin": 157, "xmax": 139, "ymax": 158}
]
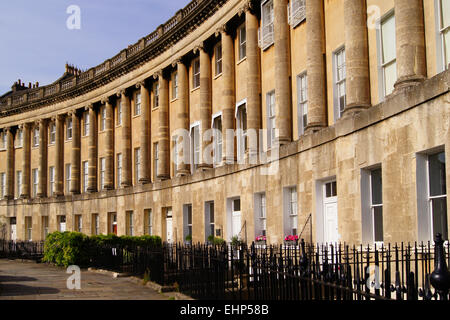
[
  {"xmin": 238, "ymin": 0, "xmax": 253, "ymax": 16},
  {"xmin": 171, "ymin": 58, "xmax": 183, "ymax": 68},
  {"xmin": 135, "ymin": 80, "xmax": 146, "ymax": 89},
  {"xmin": 84, "ymin": 103, "xmax": 94, "ymax": 111},
  {"xmin": 214, "ymin": 24, "xmax": 228, "ymax": 37},
  {"xmin": 193, "ymin": 43, "xmax": 205, "ymax": 54},
  {"xmin": 116, "ymin": 89, "xmax": 127, "ymax": 97},
  {"xmin": 101, "ymin": 96, "xmax": 112, "ymax": 105},
  {"xmin": 153, "ymin": 70, "xmax": 163, "ymax": 80}
]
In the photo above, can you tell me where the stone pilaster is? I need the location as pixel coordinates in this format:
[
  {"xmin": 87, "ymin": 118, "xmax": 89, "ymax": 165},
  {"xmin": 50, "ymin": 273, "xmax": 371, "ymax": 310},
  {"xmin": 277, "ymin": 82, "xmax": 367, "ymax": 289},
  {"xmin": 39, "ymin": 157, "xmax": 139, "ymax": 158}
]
[
  {"xmin": 37, "ymin": 119, "xmax": 48, "ymax": 198},
  {"xmin": 5, "ymin": 128, "xmax": 14, "ymax": 200},
  {"xmin": 394, "ymin": 0, "xmax": 426, "ymax": 89},
  {"xmin": 21, "ymin": 123, "xmax": 31, "ymax": 198},
  {"xmin": 54, "ymin": 114, "xmax": 64, "ymax": 196},
  {"xmin": 87, "ymin": 105, "xmax": 97, "ymax": 193},
  {"xmin": 118, "ymin": 90, "xmax": 132, "ymax": 187},
  {"xmin": 245, "ymin": 4, "xmax": 261, "ymax": 158},
  {"xmin": 219, "ymin": 25, "xmax": 237, "ymax": 163},
  {"xmin": 305, "ymin": 0, "xmax": 327, "ymax": 133},
  {"xmin": 274, "ymin": 0, "xmax": 291, "ymax": 144},
  {"xmin": 343, "ymin": 0, "xmax": 371, "ymax": 116},
  {"xmin": 197, "ymin": 44, "xmax": 212, "ymax": 170},
  {"xmin": 137, "ymin": 81, "xmax": 151, "ymax": 184},
  {"xmin": 70, "ymin": 110, "xmax": 81, "ymax": 194},
  {"xmin": 156, "ymin": 72, "xmax": 170, "ymax": 180},
  {"xmin": 103, "ymin": 97, "xmax": 114, "ymax": 190}
]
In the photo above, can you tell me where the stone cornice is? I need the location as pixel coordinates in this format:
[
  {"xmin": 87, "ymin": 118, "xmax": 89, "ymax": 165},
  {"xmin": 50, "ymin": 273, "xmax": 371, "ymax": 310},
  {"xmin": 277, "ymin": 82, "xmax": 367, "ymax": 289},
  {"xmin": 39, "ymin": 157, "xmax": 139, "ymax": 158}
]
[{"xmin": 0, "ymin": 0, "xmax": 228, "ymax": 117}]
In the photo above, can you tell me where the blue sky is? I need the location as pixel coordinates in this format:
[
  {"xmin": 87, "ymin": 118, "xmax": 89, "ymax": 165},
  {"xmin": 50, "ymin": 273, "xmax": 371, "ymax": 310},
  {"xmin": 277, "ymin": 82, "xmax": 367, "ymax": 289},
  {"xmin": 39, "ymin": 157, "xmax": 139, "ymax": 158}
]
[{"xmin": 0, "ymin": 0, "xmax": 190, "ymax": 94}]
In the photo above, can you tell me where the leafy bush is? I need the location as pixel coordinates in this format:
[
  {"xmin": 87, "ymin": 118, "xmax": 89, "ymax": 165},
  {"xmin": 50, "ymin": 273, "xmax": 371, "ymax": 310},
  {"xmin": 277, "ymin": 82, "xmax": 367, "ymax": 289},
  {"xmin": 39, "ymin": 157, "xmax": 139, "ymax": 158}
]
[
  {"xmin": 208, "ymin": 234, "xmax": 225, "ymax": 246},
  {"xmin": 43, "ymin": 232, "xmax": 162, "ymax": 267}
]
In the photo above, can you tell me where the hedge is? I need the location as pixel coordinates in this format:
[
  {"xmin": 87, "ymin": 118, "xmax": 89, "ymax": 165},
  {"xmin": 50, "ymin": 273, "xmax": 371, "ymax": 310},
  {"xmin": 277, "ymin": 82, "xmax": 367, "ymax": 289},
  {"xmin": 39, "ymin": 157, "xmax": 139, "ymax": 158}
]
[{"xmin": 42, "ymin": 232, "xmax": 162, "ymax": 267}]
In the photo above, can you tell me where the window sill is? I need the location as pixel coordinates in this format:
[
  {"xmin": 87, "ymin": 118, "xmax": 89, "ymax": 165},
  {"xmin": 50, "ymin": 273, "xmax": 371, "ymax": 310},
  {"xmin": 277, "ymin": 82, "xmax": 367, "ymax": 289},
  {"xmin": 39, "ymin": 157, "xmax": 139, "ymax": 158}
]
[
  {"xmin": 132, "ymin": 114, "xmax": 141, "ymax": 119},
  {"xmin": 213, "ymin": 73, "xmax": 222, "ymax": 81},
  {"xmin": 152, "ymin": 107, "xmax": 159, "ymax": 111},
  {"xmin": 261, "ymin": 42, "xmax": 274, "ymax": 52},
  {"xmin": 170, "ymin": 97, "xmax": 179, "ymax": 103},
  {"xmin": 65, "ymin": 138, "xmax": 73, "ymax": 143},
  {"xmin": 236, "ymin": 57, "xmax": 247, "ymax": 66},
  {"xmin": 190, "ymin": 86, "xmax": 200, "ymax": 93}
]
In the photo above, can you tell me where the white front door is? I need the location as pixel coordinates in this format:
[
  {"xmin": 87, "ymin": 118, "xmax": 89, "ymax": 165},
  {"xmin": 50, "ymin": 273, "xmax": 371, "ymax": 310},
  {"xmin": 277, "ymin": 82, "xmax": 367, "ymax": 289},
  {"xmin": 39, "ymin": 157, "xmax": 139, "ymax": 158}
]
[
  {"xmin": 10, "ymin": 224, "xmax": 16, "ymax": 241},
  {"xmin": 232, "ymin": 199, "xmax": 241, "ymax": 238},
  {"xmin": 323, "ymin": 181, "xmax": 339, "ymax": 244},
  {"xmin": 166, "ymin": 209, "xmax": 173, "ymax": 243}
]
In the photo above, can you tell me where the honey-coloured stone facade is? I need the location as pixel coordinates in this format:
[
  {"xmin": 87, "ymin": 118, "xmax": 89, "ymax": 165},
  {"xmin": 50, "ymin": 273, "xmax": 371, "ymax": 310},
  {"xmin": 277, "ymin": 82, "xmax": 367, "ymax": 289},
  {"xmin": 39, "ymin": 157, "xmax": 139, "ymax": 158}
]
[{"xmin": 0, "ymin": 0, "xmax": 449, "ymax": 246}]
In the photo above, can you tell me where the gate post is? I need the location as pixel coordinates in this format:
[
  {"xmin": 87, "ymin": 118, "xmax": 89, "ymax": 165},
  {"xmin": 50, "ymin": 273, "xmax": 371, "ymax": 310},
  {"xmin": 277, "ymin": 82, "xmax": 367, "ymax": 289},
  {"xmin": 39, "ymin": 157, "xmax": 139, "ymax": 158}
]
[{"xmin": 430, "ymin": 234, "xmax": 450, "ymax": 300}]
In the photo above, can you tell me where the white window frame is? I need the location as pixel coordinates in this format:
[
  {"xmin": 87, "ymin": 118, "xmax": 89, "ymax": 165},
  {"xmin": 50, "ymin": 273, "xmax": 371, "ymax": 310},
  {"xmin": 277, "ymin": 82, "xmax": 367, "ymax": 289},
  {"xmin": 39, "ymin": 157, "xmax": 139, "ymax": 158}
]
[
  {"xmin": 92, "ymin": 214, "xmax": 99, "ymax": 235},
  {"xmin": 1, "ymin": 132, "xmax": 6, "ymax": 150},
  {"xmin": 100, "ymin": 157, "xmax": 105, "ymax": 190},
  {"xmin": 297, "ymin": 72, "xmax": 308, "ymax": 137},
  {"xmin": 183, "ymin": 204, "xmax": 193, "ymax": 240},
  {"xmin": 254, "ymin": 193, "xmax": 267, "ymax": 237},
  {"xmin": 190, "ymin": 122, "xmax": 200, "ymax": 174},
  {"xmin": 117, "ymin": 101, "xmax": 122, "ymax": 126},
  {"xmin": 49, "ymin": 166, "xmax": 55, "ymax": 196},
  {"xmin": 266, "ymin": 90, "xmax": 276, "ymax": 149},
  {"xmin": 145, "ymin": 209, "xmax": 153, "ymax": 235},
  {"xmin": 127, "ymin": 211, "xmax": 134, "ymax": 236},
  {"xmin": 75, "ymin": 214, "xmax": 83, "ymax": 233},
  {"xmin": 135, "ymin": 92, "xmax": 141, "ymax": 116},
  {"xmin": 288, "ymin": 0, "xmax": 306, "ymax": 28},
  {"xmin": 83, "ymin": 112, "xmax": 90, "ymax": 136},
  {"xmin": 236, "ymin": 100, "xmax": 247, "ymax": 161},
  {"xmin": 25, "ymin": 217, "xmax": 32, "ymax": 241},
  {"xmin": 15, "ymin": 129, "xmax": 23, "ymax": 148},
  {"xmin": 65, "ymin": 164, "xmax": 71, "ymax": 194},
  {"xmin": 192, "ymin": 58, "xmax": 200, "ymax": 89},
  {"xmin": 117, "ymin": 153, "xmax": 122, "ymax": 187},
  {"xmin": 33, "ymin": 127, "xmax": 39, "ymax": 147},
  {"xmin": 259, "ymin": 0, "xmax": 274, "ymax": 50},
  {"xmin": 66, "ymin": 118, "xmax": 73, "ymax": 140},
  {"xmin": 172, "ymin": 71, "xmax": 179, "ymax": 99},
  {"xmin": 238, "ymin": 23, "xmax": 246, "ymax": 61},
  {"xmin": 100, "ymin": 106, "xmax": 106, "ymax": 131},
  {"xmin": 0, "ymin": 172, "xmax": 5, "ymax": 198},
  {"xmin": 283, "ymin": 186, "xmax": 298, "ymax": 237},
  {"xmin": 32, "ymin": 169, "xmax": 38, "ymax": 198},
  {"xmin": 436, "ymin": 0, "xmax": 450, "ymax": 71},
  {"xmin": 153, "ymin": 83, "xmax": 160, "ymax": 108},
  {"xmin": 212, "ymin": 113, "xmax": 223, "ymax": 167},
  {"xmin": 333, "ymin": 47, "xmax": 346, "ymax": 122},
  {"xmin": 49, "ymin": 123, "xmax": 56, "ymax": 145},
  {"xmin": 134, "ymin": 148, "xmax": 141, "ymax": 183},
  {"xmin": 83, "ymin": 161, "xmax": 88, "ymax": 193},
  {"xmin": 154, "ymin": 143, "xmax": 159, "ymax": 181},
  {"xmin": 16, "ymin": 170, "xmax": 22, "ymax": 198},
  {"xmin": 215, "ymin": 43, "xmax": 223, "ymax": 76},
  {"xmin": 377, "ymin": 11, "xmax": 397, "ymax": 99}
]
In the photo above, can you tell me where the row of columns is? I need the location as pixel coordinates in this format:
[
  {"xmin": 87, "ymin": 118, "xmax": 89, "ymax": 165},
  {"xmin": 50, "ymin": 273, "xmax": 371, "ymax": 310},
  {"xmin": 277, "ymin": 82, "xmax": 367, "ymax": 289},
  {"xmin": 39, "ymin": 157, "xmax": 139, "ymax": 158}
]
[{"xmin": 1, "ymin": 0, "xmax": 428, "ymax": 198}]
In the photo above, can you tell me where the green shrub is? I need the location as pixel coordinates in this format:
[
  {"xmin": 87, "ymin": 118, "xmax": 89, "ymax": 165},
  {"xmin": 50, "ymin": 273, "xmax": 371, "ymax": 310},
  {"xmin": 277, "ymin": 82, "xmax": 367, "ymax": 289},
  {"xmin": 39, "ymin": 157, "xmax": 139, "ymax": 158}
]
[{"xmin": 43, "ymin": 232, "xmax": 162, "ymax": 267}]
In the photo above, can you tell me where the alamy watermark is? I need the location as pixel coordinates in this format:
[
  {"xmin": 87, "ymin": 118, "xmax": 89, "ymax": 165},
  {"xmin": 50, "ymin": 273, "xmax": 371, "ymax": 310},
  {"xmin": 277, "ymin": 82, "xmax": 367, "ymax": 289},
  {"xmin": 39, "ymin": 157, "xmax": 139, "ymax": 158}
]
[
  {"xmin": 66, "ymin": 5, "xmax": 81, "ymax": 30},
  {"xmin": 66, "ymin": 265, "xmax": 81, "ymax": 290}
]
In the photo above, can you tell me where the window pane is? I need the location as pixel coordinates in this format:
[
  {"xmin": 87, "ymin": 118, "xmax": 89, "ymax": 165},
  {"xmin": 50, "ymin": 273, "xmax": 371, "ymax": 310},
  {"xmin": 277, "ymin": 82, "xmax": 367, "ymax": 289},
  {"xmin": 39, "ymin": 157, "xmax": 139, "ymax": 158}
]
[
  {"xmin": 384, "ymin": 61, "xmax": 397, "ymax": 96},
  {"xmin": 432, "ymin": 197, "xmax": 448, "ymax": 239},
  {"xmin": 234, "ymin": 199, "xmax": 241, "ymax": 211},
  {"xmin": 444, "ymin": 30, "xmax": 450, "ymax": 68},
  {"xmin": 371, "ymin": 169, "xmax": 383, "ymax": 205},
  {"xmin": 429, "ymin": 152, "xmax": 446, "ymax": 197},
  {"xmin": 442, "ymin": 0, "xmax": 450, "ymax": 28},
  {"xmin": 373, "ymin": 206, "xmax": 384, "ymax": 242},
  {"xmin": 381, "ymin": 15, "xmax": 396, "ymax": 63}
]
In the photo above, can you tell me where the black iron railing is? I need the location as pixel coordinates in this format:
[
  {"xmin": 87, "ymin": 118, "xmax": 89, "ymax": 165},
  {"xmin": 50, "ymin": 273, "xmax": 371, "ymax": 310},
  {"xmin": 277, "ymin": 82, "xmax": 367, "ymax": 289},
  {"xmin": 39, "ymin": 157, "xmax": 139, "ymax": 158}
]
[
  {"xmin": 1, "ymin": 234, "xmax": 449, "ymax": 300},
  {"xmin": 0, "ymin": 240, "xmax": 44, "ymax": 261}
]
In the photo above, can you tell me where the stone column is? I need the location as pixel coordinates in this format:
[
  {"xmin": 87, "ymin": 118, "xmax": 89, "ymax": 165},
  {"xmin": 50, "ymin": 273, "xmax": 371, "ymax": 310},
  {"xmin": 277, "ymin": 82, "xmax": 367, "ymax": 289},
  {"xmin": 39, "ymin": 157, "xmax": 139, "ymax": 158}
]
[
  {"xmin": 54, "ymin": 114, "xmax": 64, "ymax": 196},
  {"xmin": 21, "ymin": 123, "xmax": 31, "ymax": 198},
  {"xmin": 219, "ymin": 25, "xmax": 237, "ymax": 163},
  {"xmin": 118, "ymin": 90, "xmax": 132, "ymax": 187},
  {"xmin": 274, "ymin": 0, "xmax": 291, "ymax": 144},
  {"xmin": 70, "ymin": 110, "xmax": 81, "ymax": 194},
  {"xmin": 156, "ymin": 71, "xmax": 170, "ymax": 180},
  {"xmin": 103, "ymin": 98, "xmax": 114, "ymax": 190},
  {"xmin": 5, "ymin": 128, "xmax": 14, "ymax": 200},
  {"xmin": 305, "ymin": 0, "xmax": 327, "ymax": 133},
  {"xmin": 394, "ymin": 0, "xmax": 426, "ymax": 89},
  {"xmin": 343, "ymin": 0, "xmax": 371, "ymax": 116},
  {"xmin": 137, "ymin": 81, "xmax": 151, "ymax": 184},
  {"xmin": 245, "ymin": 4, "xmax": 261, "ymax": 158},
  {"xmin": 37, "ymin": 119, "xmax": 48, "ymax": 198},
  {"xmin": 197, "ymin": 44, "xmax": 212, "ymax": 170},
  {"xmin": 174, "ymin": 59, "xmax": 190, "ymax": 176},
  {"xmin": 87, "ymin": 105, "xmax": 98, "ymax": 193}
]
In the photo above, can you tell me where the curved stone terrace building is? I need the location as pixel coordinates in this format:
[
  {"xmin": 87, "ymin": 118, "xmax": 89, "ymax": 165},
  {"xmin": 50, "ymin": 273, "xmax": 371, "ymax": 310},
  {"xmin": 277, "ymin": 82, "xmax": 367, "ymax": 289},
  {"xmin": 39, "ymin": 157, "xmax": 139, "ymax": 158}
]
[{"xmin": 0, "ymin": 0, "xmax": 449, "ymax": 245}]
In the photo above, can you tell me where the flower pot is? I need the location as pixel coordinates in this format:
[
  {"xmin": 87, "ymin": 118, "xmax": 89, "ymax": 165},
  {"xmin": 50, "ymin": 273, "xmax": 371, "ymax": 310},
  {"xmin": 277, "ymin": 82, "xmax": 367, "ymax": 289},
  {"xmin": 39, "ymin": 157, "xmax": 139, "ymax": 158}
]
[
  {"xmin": 284, "ymin": 240, "xmax": 298, "ymax": 247},
  {"xmin": 255, "ymin": 240, "xmax": 266, "ymax": 246}
]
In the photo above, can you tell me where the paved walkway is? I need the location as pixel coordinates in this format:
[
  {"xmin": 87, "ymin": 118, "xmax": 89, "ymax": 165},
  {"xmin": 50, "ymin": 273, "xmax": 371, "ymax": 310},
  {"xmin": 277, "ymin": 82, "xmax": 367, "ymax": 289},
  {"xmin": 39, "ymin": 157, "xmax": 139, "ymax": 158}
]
[{"xmin": 0, "ymin": 259, "xmax": 178, "ymax": 300}]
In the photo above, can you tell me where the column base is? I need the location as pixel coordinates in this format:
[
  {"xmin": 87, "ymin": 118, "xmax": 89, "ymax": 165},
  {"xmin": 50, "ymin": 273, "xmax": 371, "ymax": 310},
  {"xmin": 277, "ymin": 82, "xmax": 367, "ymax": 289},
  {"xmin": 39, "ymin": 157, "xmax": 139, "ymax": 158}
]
[
  {"xmin": 305, "ymin": 123, "xmax": 327, "ymax": 135},
  {"xmin": 342, "ymin": 103, "xmax": 371, "ymax": 119},
  {"xmin": 394, "ymin": 75, "xmax": 425, "ymax": 92},
  {"xmin": 19, "ymin": 194, "xmax": 29, "ymax": 200},
  {"xmin": 138, "ymin": 178, "xmax": 151, "ymax": 185},
  {"xmin": 197, "ymin": 164, "xmax": 213, "ymax": 171},
  {"xmin": 176, "ymin": 170, "xmax": 190, "ymax": 177}
]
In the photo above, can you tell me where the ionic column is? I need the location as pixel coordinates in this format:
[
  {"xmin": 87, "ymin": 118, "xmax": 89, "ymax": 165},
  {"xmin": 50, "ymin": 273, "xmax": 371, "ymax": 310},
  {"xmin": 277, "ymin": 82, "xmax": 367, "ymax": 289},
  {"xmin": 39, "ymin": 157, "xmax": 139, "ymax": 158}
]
[
  {"xmin": 274, "ymin": 0, "xmax": 291, "ymax": 144},
  {"xmin": 118, "ymin": 90, "xmax": 132, "ymax": 187},
  {"xmin": 86, "ymin": 105, "xmax": 97, "ymax": 193},
  {"xmin": 54, "ymin": 115, "xmax": 64, "ymax": 196},
  {"xmin": 5, "ymin": 128, "xmax": 14, "ymax": 200},
  {"xmin": 244, "ymin": 4, "xmax": 261, "ymax": 157},
  {"xmin": 218, "ymin": 25, "xmax": 237, "ymax": 163},
  {"xmin": 174, "ymin": 59, "xmax": 190, "ymax": 176},
  {"xmin": 305, "ymin": 0, "xmax": 327, "ymax": 133},
  {"xmin": 137, "ymin": 81, "xmax": 151, "ymax": 184},
  {"xmin": 156, "ymin": 71, "xmax": 170, "ymax": 180},
  {"xmin": 21, "ymin": 123, "xmax": 31, "ymax": 198},
  {"xmin": 197, "ymin": 44, "xmax": 212, "ymax": 170},
  {"xmin": 343, "ymin": 0, "xmax": 371, "ymax": 116},
  {"xmin": 37, "ymin": 119, "xmax": 48, "ymax": 198},
  {"xmin": 70, "ymin": 111, "xmax": 81, "ymax": 194},
  {"xmin": 394, "ymin": 0, "xmax": 426, "ymax": 89},
  {"xmin": 103, "ymin": 98, "xmax": 114, "ymax": 190}
]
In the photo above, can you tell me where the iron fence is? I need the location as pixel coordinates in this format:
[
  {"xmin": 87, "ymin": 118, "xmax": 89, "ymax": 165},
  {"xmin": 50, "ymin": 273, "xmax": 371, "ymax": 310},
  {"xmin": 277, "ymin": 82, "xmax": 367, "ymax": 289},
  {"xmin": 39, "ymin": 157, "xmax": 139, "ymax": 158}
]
[{"xmin": 1, "ymin": 234, "xmax": 449, "ymax": 301}]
